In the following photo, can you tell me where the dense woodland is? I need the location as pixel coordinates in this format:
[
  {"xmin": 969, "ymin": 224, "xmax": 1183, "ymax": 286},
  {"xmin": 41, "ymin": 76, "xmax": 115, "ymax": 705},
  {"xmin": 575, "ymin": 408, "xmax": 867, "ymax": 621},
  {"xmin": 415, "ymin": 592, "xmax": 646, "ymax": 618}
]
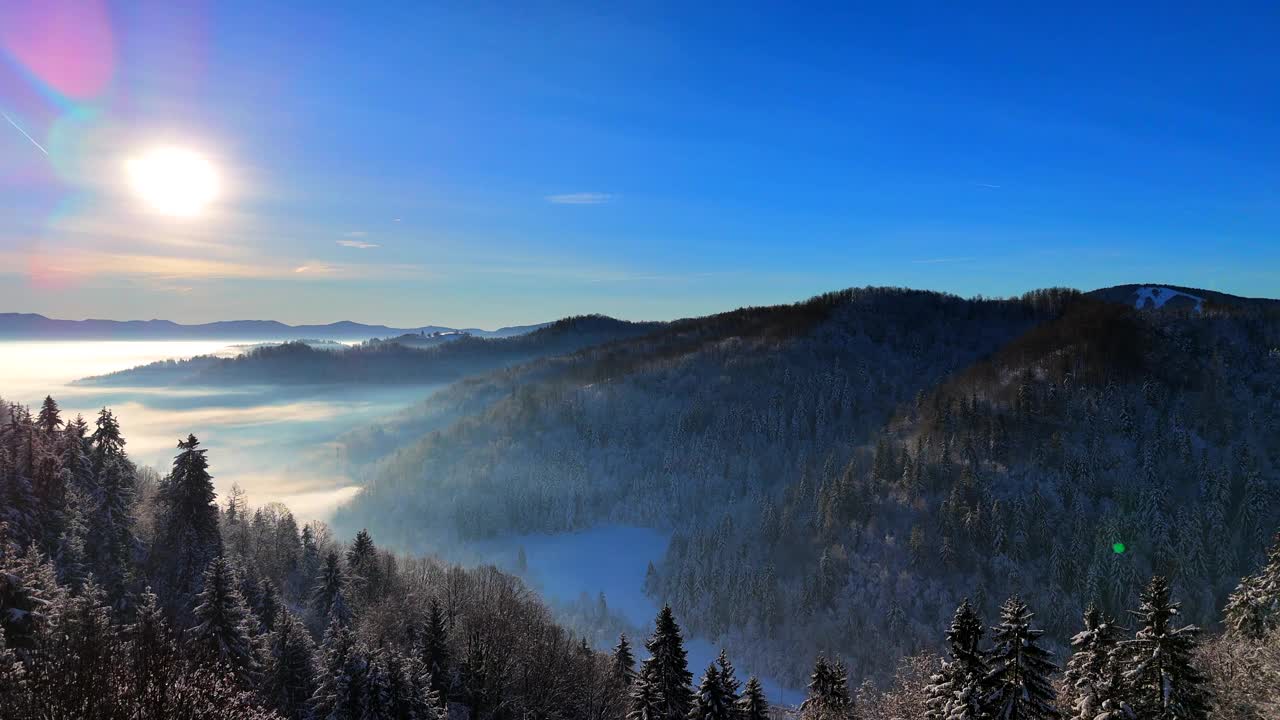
[
  {"xmin": 333, "ymin": 287, "xmax": 1280, "ymax": 689},
  {"xmin": 77, "ymin": 315, "xmax": 662, "ymax": 387},
  {"xmin": 1, "ymin": 393, "xmax": 1279, "ymax": 719}
]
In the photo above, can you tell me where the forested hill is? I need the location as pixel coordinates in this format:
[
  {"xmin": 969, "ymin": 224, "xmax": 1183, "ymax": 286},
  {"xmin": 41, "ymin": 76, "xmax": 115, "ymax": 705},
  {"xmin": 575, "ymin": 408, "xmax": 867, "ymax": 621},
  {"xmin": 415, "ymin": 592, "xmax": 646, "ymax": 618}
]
[
  {"xmin": 76, "ymin": 315, "xmax": 663, "ymax": 387},
  {"xmin": 333, "ymin": 285, "xmax": 1280, "ymax": 686}
]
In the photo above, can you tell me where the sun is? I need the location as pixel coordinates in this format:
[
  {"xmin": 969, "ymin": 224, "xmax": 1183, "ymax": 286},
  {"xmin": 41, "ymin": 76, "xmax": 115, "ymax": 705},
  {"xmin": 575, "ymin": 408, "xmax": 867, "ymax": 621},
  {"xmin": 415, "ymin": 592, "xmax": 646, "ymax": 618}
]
[{"xmin": 126, "ymin": 147, "xmax": 220, "ymax": 217}]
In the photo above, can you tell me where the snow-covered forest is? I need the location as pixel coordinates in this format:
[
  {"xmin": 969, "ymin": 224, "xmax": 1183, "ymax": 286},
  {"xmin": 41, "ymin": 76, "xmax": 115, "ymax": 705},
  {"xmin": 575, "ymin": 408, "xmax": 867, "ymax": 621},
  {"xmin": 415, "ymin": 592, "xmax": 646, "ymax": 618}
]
[
  {"xmin": 333, "ymin": 287, "xmax": 1280, "ymax": 689},
  {"xmin": 2, "ymin": 392, "xmax": 1279, "ymax": 718}
]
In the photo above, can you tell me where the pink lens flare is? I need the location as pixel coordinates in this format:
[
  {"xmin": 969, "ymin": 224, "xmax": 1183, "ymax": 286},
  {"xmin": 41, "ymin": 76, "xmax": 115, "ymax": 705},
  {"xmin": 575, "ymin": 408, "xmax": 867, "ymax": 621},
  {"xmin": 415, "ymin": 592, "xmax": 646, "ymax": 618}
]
[{"xmin": 0, "ymin": 0, "xmax": 116, "ymax": 100}]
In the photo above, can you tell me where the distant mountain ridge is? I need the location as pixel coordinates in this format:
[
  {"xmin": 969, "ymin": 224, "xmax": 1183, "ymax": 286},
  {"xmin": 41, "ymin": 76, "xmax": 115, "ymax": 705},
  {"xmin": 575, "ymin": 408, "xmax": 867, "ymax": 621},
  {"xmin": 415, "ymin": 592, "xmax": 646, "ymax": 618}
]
[
  {"xmin": 76, "ymin": 314, "xmax": 663, "ymax": 387},
  {"xmin": 0, "ymin": 312, "xmax": 546, "ymax": 341}
]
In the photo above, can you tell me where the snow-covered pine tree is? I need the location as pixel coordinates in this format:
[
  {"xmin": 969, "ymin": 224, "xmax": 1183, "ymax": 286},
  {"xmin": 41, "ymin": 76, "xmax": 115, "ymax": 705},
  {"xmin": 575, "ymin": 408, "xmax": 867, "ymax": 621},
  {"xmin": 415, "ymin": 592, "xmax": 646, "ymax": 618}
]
[
  {"xmin": 738, "ymin": 677, "xmax": 768, "ymax": 720},
  {"xmin": 85, "ymin": 407, "xmax": 136, "ymax": 599},
  {"xmin": 716, "ymin": 648, "xmax": 742, "ymax": 712},
  {"xmin": 311, "ymin": 616, "xmax": 367, "ymax": 720},
  {"xmin": 612, "ymin": 632, "xmax": 636, "ymax": 687},
  {"xmin": 0, "ymin": 630, "xmax": 28, "ymax": 715},
  {"xmin": 1063, "ymin": 604, "xmax": 1120, "ymax": 720},
  {"xmin": 187, "ymin": 556, "xmax": 258, "ymax": 685},
  {"xmin": 1223, "ymin": 532, "xmax": 1280, "ymax": 640},
  {"xmin": 32, "ymin": 577, "xmax": 117, "ymax": 719},
  {"xmin": 363, "ymin": 648, "xmax": 394, "ymax": 719},
  {"xmin": 416, "ymin": 597, "xmax": 451, "ymax": 701},
  {"xmin": 925, "ymin": 598, "xmax": 986, "ymax": 720},
  {"xmin": 983, "ymin": 596, "xmax": 1060, "ymax": 720},
  {"xmin": 344, "ymin": 528, "xmax": 380, "ymax": 606},
  {"xmin": 1119, "ymin": 576, "xmax": 1210, "ymax": 720},
  {"xmin": 799, "ymin": 655, "xmax": 853, "ymax": 720},
  {"xmin": 1090, "ymin": 650, "xmax": 1135, "ymax": 720},
  {"xmin": 263, "ymin": 605, "xmax": 317, "ymax": 720},
  {"xmin": 151, "ymin": 434, "xmax": 223, "ymax": 620},
  {"xmin": 313, "ymin": 550, "xmax": 352, "ymax": 627},
  {"xmin": 123, "ymin": 585, "xmax": 173, "ymax": 707},
  {"xmin": 629, "ymin": 668, "xmax": 665, "ymax": 720},
  {"xmin": 0, "ymin": 536, "xmax": 63, "ymax": 655},
  {"xmin": 635, "ymin": 604, "xmax": 694, "ymax": 720},
  {"xmin": 692, "ymin": 663, "xmax": 732, "ymax": 720},
  {"xmin": 404, "ymin": 652, "xmax": 446, "ymax": 720}
]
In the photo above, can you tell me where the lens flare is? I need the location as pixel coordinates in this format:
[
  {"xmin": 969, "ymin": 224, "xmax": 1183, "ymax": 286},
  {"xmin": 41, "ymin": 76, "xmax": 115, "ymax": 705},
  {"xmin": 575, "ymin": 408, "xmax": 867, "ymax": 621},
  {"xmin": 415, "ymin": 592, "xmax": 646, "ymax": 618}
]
[{"xmin": 126, "ymin": 147, "xmax": 220, "ymax": 217}]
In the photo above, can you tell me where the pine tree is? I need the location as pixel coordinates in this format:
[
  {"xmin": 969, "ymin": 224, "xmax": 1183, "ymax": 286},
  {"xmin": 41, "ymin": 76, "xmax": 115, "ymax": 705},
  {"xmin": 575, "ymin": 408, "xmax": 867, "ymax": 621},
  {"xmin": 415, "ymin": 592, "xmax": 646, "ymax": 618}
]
[
  {"xmin": 799, "ymin": 655, "xmax": 853, "ymax": 720},
  {"xmin": 311, "ymin": 616, "xmax": 367, "ymax": 720},
  {"xmin": 612, "ymin": 632, "xmax": 636, "ymax": 687},
  {"xmin": 634, "ymin": 605, "xmax": 694, "ymax": 720},
  {"xmin": 983, "ymin": 597, "xmax": 1059, "ymax": 720},
  {"xmin": 1063, "ymin": 604, "xmax": 1120, "ymax": 720},
  {"xmin": 151, "ymin": 434, "xmax": 223, "ymax": 619},
  {"xmin": 738, "ymin": 677, "xmax": 769, "ymax": 720},
  {"xmin": 416, "ymin": 598, "xmax": 451, "ymax": 701},
  {"xmin": 313, "ymin": 550, "xmax": 352, "ymax": 627},
  {"xmin": 33, "ymin": 578, "xmax": 117, "ymax": 718},
  {"xmin": 263, "ymin": 605, "xmax": 317, "ymax": 720},
  {"xmin": 925, "ymin": 598, "xmax": 987, "ymax": 720},
  {"xmin": 717, "ymin": 648, "xmax": 742, "ymax": 713},
  {"xmin": 124, "ymin": 586, "xmax": 174, "ymax": 710},
  {"xmin": 36, "ymin": 397, "xmax": 61, "ymax": 435},
  {"xmin": 345, "ymin": 528, "xmax": 381, "ymax": 606},
  {"xmin": 1223, "ymin": 532, "xmax": 1280, "ymax": 640},
  {"xmin": 0, "ymin": 537, "xmax": 63, "ymax": 655},
  {"xmin": 630, "ymin": 669, "xmax": 665, "ymax": 720},
  {"xmin": 187, "ymin": 556, "xmax": 258, "ymax": 685},
  {"xmin": 85, "ymin": 407, "xmax": 136, "ymax": 599},
  {"xmin": 692, "ymin": 663, "xmax": 732, "ymax": 720},
  {"xmin": 1119, "ymin": 576, "xmax": 1210, "ymax": 720},
  {"xmin": 0, "ymin": 630, "xmax": 29, "ymax": 716}
]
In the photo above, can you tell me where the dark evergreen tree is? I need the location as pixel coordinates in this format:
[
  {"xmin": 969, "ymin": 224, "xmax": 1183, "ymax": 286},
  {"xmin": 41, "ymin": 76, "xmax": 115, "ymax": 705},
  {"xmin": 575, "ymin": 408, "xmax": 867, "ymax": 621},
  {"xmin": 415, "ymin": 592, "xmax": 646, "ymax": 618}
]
[
  {"xmin": 1120, "ymin": 577, "xmax": 1211, "ymax": 720},
  {"xmin": 635, "ymin": 605, "xmax": 694, "ymax": 720},
  {"xmin": 692, "ymin": 663, "xmax": 732, "ymax": 720},
  {"xmin": 151, "ymin": 434, "xmax": 223, "ymax": 619},
  {"xmin": 416, "ymin": 598, "xmax": 451, "ymax": 701},
  {"xmin": 925, "ymin": 598, "xmax": 987, "ymax": 720},
  {"xmin": 313, "ymin": 550, "xmax": 352, "ymax": 627},
  {"xmin": 716, "ymin": 648, "xmax": 742, "ymax": 712},
  {"xmin": 263, "ymin": 605, "xmax": 317, "ymax": 720},
  {"xmin": 799, "ymin": 655, "xmax": 853, "ymax": 720},
  {"xmin": 187, "ymin": 556, "xmax": 258, "ymax": 685},
  {"xmin": 738, "ymin": 677, "xmax": 768, "ymax": 720},
  {"xmin": 612, "ymin": 633, "xmax": 636, "ymax": 687},
  {"xmin": 85, "ymin": 407, "xmax": 136, "ymax": 599},
  {"xmin": 345, "ymin": 528, "xmax": 381, "ymax": 605},
  {"xmin": 983, "ymin": 597, "xmax": 1059, "ymax": 720},
  {"xmin": 36, "ymin": 396, "xmax": 61, "ymax": 435}
]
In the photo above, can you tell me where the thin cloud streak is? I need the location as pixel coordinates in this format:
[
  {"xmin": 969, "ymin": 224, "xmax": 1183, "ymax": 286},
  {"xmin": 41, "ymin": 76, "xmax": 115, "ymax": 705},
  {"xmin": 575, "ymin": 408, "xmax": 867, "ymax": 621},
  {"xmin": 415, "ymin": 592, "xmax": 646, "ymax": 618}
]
[
  {"xmin": 546, "ymin": 192, "xmax": 614, "ymax": 205},
  {"xmin": 337, "ymin": 239, "xmax": 380, "ymax": 249},
  {"xmin": 912, "ymin": 257, "xmax": 976, "ymax": 264}
]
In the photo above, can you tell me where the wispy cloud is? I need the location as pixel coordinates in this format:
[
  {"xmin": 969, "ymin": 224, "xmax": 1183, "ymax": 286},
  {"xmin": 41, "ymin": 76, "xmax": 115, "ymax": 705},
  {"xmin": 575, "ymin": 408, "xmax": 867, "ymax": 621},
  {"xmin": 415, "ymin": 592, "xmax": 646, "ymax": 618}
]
[
  {"xmin": 337, "ymin": 239, "xmax": 380, "ymax": 249},
  {"xmin": 912, "ymin": 257, "xmax": 976, "ymax": 265},
  {"xmin": 546, "ymin": 192, "xmax": 614, "ymax": 205},
  {"xmin": 974, "ymin": 182, "xmax": 1001, "ymax": 189}
]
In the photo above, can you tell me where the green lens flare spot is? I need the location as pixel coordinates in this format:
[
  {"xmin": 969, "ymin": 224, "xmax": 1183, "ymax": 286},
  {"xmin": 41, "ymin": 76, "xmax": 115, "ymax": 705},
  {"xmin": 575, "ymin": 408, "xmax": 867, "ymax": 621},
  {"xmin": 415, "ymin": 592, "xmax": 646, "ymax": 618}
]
[{"xmin": 1112, "ymin": 542, "xmax": 1126, "ymax": 554}]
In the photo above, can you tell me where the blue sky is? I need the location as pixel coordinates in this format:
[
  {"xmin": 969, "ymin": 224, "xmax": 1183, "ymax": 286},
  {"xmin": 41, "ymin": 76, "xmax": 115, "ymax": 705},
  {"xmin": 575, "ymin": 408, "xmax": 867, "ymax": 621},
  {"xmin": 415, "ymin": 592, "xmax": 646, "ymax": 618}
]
[{"xmin": 1, "ymin": 1, "xmax": 1277, "ymax": 327}]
